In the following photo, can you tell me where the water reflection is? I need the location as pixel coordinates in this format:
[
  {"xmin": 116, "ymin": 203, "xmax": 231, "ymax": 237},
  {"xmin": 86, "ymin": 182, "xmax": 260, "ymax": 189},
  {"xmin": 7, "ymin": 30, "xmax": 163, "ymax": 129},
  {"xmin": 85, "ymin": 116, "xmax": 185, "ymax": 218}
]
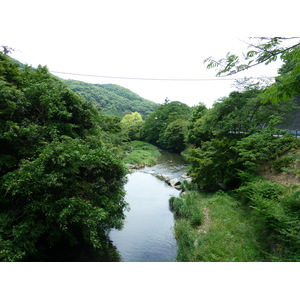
[{"xmin": 109, "ymin": 172, "xmax": 180, "ymax": 262}]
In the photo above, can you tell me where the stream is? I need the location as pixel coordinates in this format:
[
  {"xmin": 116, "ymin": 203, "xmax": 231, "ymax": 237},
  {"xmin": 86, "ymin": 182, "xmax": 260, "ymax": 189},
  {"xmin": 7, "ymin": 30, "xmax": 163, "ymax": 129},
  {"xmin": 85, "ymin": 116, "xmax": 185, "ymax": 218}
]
[{"xmin": 109, "ymin": 150, "xmax": 186, "ymax": 262}]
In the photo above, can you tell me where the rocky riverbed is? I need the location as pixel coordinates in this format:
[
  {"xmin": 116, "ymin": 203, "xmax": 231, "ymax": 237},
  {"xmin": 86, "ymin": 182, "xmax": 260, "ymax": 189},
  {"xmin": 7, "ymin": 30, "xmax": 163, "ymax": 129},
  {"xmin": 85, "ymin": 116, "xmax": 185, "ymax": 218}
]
[{"xmin": 126, "ymin": 163, "xmax": 192, "ymax": 190}]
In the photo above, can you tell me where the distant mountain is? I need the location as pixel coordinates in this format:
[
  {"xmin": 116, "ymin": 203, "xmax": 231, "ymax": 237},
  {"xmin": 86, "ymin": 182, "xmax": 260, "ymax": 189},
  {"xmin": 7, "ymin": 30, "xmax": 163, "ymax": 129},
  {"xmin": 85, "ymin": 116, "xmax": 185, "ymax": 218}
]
[
  {"xmin": 64, "ymin": 79, "xmax": 159, "ymax": 118},
  {"xmin": 7, "ymin": 55, "xmax": 159, "ymax": 118}
]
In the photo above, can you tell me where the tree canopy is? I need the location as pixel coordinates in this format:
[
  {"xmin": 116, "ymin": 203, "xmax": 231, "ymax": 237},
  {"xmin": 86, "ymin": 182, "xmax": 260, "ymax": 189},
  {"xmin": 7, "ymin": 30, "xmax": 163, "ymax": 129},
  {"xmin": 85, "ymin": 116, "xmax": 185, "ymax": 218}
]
[
  {"xmin": 0, "ymin": 52, "xmax": 127, "ymax": 261},
  {"xmin": 142, "ymin": 101, "xmax": 192, "ymax": 152},
  {"xmin": 64, "ymin": 80, "xmax": 159, "ymax": 118},
  {"xmin": 204, "ymin": 37, "xmax": 300, "ymax": 103}
]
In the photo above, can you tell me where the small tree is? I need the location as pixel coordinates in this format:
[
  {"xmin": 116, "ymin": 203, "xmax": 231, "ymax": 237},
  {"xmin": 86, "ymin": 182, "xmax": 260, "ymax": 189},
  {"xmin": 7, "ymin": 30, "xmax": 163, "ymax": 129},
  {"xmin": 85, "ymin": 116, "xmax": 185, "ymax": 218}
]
[{"xmin": 121, "ymin": 112, "xmax": 144, "ymax": 140}]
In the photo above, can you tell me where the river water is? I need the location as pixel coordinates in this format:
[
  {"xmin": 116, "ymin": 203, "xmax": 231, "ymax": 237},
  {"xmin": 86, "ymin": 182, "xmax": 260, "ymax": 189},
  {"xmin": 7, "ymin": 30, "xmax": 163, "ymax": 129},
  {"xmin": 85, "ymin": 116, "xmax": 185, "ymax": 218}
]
[{"xmin": 109, "ymin": 150, "xmax": 186, "ymax": 262}]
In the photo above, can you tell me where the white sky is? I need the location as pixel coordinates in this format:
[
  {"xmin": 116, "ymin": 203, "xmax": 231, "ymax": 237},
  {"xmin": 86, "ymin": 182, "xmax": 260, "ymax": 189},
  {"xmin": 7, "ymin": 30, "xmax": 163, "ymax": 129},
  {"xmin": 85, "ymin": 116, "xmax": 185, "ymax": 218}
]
[{"xmin": 2, "ymin": 0, "xmax": 298, "ymax": 108}]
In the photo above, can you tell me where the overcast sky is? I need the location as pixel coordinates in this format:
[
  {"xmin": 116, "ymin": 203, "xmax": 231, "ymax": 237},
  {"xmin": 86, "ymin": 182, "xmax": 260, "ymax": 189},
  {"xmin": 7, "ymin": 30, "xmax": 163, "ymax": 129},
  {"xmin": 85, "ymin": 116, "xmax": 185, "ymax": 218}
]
[{"xmin": 2, "ymin": 0, "xmax": 297, "ymax": 108}]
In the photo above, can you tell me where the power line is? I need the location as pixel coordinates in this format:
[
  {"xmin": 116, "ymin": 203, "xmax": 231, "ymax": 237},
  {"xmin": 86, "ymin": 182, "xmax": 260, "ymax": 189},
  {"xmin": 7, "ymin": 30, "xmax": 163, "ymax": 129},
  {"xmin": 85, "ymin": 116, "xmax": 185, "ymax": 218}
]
[{"xmin": 50, "ymin": 70, "xmax": 275, "ymax": 82}]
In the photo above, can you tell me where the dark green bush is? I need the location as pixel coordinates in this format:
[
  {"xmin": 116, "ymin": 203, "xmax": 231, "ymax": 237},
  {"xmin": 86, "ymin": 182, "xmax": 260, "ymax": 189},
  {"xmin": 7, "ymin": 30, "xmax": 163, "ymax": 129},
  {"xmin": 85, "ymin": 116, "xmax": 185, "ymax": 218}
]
[{"xmin": 237, "ymin": 178, "xmax": 300, "ymax": 261}]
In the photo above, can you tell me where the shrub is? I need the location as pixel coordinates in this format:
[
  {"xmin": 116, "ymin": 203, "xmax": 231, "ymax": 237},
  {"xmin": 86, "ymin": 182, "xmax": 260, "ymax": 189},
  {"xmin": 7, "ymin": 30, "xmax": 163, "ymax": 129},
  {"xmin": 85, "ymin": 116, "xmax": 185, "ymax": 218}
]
[
  {"xmin": 237, "ymin": 178, "xmax": 300, "ymax": 261},
  {"xmin": 170, "ymin": 194, "xmax": 203, "ymax": 228},
  {"xmin": 272, "ymin": 153, "xmax": 300, "ymax": 172}
]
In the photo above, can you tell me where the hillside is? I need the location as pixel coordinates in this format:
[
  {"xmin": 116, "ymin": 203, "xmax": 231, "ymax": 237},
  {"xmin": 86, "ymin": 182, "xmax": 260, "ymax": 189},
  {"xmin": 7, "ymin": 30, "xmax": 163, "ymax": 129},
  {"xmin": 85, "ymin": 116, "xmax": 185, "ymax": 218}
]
[{"xmin": 64, "ymin": 79, "xmax": 159, "ymax": 118}]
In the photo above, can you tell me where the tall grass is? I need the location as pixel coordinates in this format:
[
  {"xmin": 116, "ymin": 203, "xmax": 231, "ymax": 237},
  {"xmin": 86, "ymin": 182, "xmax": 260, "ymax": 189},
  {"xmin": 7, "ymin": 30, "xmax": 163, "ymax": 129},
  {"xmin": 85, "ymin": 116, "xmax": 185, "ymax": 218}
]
[
  {"xmin": 123, "ymin": 141, "xmax": 161, "ymax": 166},
  {"xmin": 172, "ymin": 190, "xmax": 267, "ymax": 262}
]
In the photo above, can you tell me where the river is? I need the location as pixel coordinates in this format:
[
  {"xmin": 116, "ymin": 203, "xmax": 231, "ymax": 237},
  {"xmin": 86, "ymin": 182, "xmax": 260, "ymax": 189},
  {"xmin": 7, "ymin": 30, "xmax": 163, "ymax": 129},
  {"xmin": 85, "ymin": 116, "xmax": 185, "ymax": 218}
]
[{"xmin": 109, "ymin": 150, "xmax": 186, "ymax": 262}]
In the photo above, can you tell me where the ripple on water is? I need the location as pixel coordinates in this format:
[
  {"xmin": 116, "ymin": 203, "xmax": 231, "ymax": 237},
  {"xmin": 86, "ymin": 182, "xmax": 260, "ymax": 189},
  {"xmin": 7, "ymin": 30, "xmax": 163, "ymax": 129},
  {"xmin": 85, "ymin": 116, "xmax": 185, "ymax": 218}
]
[{"xmin": 109, "ymin": 171, "xmax": 180, "ymax": 262}]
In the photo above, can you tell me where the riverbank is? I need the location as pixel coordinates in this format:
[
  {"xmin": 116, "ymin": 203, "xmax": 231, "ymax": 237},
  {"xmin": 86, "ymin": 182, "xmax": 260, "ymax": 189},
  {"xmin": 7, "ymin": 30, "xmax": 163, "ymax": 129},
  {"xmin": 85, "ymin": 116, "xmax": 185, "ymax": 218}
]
[
  {"xmin": 123, "ymin": 141, "xmax": 161, "ymax": 168},
  {"xmin": 170, "ymin": 185, "xmax": 268, "ymax": 262},
  {"xmin": 110, "ymin": 149, "xmax": 182, "ymax": 261}
]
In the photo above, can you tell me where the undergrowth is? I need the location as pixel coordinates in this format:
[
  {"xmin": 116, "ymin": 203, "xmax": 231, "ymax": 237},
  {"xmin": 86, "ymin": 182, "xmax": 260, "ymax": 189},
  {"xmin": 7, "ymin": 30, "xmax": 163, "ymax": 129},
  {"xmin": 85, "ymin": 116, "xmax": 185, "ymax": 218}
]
[
  {"xmin": 171, "ymin": 188, "xmax": 267, "ymax": 262},
  {"xmin": 173, "ymin": 174, "xmax": 300, "ymax": 262},
  {"xmin": 122, "ymin": 141, "xmax": 161, "ymax": 166}
]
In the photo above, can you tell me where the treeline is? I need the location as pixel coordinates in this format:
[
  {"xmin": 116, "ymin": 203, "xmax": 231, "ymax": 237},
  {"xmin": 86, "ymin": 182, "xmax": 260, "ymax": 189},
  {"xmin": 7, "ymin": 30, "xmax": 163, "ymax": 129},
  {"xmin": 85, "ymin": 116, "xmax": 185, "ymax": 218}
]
[
  {"xmin": 1, "ymin": 38, "xmax": 299, "ymax": 261},
  {"xmin": 123, "ymin": 40, "xmax": 300, "ymax": 260},
  {"xmin": 64, "ymin": 79, "xmax": 159, "ymax": 118},
  {"xmin": 0, "ymin": 52, "xmax": 128, "ymax": 261}
]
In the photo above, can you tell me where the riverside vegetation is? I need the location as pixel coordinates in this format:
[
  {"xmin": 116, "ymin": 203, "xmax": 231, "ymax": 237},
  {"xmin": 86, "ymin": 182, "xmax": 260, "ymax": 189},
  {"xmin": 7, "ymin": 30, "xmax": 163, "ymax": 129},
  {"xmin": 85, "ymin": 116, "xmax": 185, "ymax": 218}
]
[{"xmin": 1, "ymin": 38, "xmax": 300, "ymax": 261}]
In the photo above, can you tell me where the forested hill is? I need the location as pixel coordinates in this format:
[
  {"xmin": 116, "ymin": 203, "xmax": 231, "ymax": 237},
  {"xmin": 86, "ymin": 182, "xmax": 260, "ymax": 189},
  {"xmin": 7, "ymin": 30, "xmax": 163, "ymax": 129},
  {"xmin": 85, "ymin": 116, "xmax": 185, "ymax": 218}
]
[{"xmin": 64, "ymin": 79, "xmax": 159, "ymax": 118}]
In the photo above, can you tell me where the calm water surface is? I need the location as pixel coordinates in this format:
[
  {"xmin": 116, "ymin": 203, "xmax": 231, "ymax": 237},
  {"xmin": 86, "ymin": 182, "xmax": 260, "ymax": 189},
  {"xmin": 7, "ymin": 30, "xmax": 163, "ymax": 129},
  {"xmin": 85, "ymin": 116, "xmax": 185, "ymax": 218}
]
[{"xmin": 109, "ymin": 151, "xmax": 185, "ymax": 262}]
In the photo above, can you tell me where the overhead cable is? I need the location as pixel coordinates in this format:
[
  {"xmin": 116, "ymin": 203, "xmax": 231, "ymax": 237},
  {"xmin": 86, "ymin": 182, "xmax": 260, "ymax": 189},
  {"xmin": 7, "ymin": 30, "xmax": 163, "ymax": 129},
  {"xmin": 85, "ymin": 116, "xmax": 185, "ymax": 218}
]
[{"xmin": 50, "ymin": 70, "xmax": 275, "ymax": 82}]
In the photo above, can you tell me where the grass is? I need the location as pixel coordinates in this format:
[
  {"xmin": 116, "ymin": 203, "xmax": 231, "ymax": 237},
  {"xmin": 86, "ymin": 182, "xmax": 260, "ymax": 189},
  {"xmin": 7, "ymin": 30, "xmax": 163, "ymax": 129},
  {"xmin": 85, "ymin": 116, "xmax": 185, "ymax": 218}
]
[
  {"xmin": 172, "ymin": 189, "xmax": 268, "ymax": 262},
  {"xmin": 123, "ymin": 141, "xmax": 161, "ymax": 167}
]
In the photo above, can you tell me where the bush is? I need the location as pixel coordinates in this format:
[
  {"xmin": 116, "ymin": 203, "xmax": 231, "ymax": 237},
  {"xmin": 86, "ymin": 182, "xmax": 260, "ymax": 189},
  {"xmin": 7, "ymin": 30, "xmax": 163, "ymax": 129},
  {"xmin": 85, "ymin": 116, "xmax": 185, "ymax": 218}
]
[
  {"xmin": 170, "ymin": 194, "xmax": 203, "ymax": 228},
  {"xmin": 0, "ymin": 54, "xmax": 127, "ymax": 261},
  {"xmin": 174, "ymin": 219, "xmax": 197, "ymax": 261},
  {"xmin": 272, "ymin": 153, "xmax": 300, "ymax": 172},
  {"xmin": 237, "ymin": 178, "xmax": 300, "ymax": 261},
  {"xmin": 235, "ymin": 131, "xmax": 300, "ymax": 172},
  {"xmin": 187, "ymin": 138, "xmax": 240, "ymax": 190},
  {"xmin": 123, "ymin": 141, "xmax": 161, "ymax": 166}
]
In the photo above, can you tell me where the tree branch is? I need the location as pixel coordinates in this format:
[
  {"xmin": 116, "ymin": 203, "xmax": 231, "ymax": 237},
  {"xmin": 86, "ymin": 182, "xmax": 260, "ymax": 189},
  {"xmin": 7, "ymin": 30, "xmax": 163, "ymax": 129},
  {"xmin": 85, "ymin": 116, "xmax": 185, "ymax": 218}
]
[{"xmin": 218, "ymin": 42, "xmax": 300, "ymax": 77}]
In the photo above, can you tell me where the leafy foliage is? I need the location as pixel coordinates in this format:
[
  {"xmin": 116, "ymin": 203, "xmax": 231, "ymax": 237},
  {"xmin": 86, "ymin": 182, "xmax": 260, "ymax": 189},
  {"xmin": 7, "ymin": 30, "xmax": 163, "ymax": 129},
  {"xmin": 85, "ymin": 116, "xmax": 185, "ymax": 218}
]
[
  {"xmin": 122, "ymin": 141, "xmax": 161, "ymax": 167},
  {"xmin": 121, "ymin": 112, "xmax": 144, "ymax": 141},
  {"xmin": 186, "ymin": 85, "xmax": 297, "ymax": 189},
  {"xmin": 204, "ymin": 37, "xmax": 300, "ymax": 77},
  {"xmin": 262, "ymin": 46, "xmax": 300, "ymax": 103},
  {"xmin": 237, "ymin": 178, "xmax": 300, "ymax": 261},
  {"xmin": 64, "ymin": 80, "xmax": 159, "ymax": 118},
  {"xmin": 188, "ymin": 138, "xmax": 240, "ymax": 190},
  {"xmin": 142, "ymin": 101, "xmax": 191, "ymax": 152},
  {"xmin": 204, "ymin": 37, "xmax": 300, "ymax": 104},
  {"xmin": 235, "ymin": 129, "xmax": 300, "ymax": 172},
  {"xmin": 173, "ymin": 190, "xmax": 265, "ymax": 262},
  {"xmin": 172, "ymin": 38, "xmax": 300, "ymax": 262},
  {"xmin": 0, "ymin": 52, "xmax": 127, "ymax": 261}
]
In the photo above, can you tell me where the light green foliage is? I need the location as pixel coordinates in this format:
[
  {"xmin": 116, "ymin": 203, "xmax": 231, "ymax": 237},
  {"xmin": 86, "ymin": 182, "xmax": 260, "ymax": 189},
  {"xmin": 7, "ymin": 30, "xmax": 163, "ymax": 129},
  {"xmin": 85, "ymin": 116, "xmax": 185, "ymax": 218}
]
[
  {"xmin": 170, "ymin": 193, "xmax": 203, "ymax": 227},
  {"xmin": 121, "ymin": 112, "xmax": 144, "ymax": 141},
  {"xmin": 262, "ymin": 46, "xmax": 300, "ymax": 103},
  {"xmin": 173, "ymin": 38, "xmax": 300, "ymax": 262},
  {"xmin": 204, "ymin": 37, "xmax": 300, "ymax": 103},
  {"xmin": 187, "ymin": 103, "xmax": 207, "ymax": 145},
  {"xmin": 123, "ymin": 141, "xmax": 161, "ymax": 166},
  {"xmin": 64, "ymin": 80, "xmax": 158, "ymax": 118},
  {"xmin": 0, "ymin": 52, "xmax": 127, "ymax": 261},
  {"xmin": 272, "ymin": 152, "xmax": 300, "ymax": 172},
  {"xmin": 204, "ymin": 37, "xmax": 300, "ymax": 77},
  {"xmin": 173, "ymin": 190, "xmax": 265, "ymax": 262}
]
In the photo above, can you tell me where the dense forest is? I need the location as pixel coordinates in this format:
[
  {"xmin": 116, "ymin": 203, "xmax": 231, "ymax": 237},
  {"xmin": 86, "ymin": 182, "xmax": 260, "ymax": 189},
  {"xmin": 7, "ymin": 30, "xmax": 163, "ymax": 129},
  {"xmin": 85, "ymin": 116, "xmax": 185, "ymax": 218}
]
[
  {"xmin": 1, "ymin": 37, "xmax": 300, "ymax": 261},
  {"xmin": 64, "ymin": 79, "xmax": 159, "ymax": 118},
  {"xmin": 0, "ymin": 51, "xmax": 128, "ymax": 261},
  {"xmin": 118, "ymin": 38, "xmax": 300, "ymax": 261}
]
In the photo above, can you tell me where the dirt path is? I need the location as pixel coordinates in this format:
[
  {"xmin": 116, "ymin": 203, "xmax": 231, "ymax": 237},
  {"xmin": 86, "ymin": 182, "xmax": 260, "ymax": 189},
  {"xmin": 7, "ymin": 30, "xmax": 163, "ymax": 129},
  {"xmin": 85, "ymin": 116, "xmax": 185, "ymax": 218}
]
[{"xmin": 198, "ymin": 207, "xmax": 210, "ymax": 234}]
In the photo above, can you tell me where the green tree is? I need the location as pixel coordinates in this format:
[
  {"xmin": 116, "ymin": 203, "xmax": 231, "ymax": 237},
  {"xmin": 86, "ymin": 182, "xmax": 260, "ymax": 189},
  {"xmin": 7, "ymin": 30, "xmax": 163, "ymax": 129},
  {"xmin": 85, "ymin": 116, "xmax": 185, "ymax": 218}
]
[
  {"xmin": 142, "ymin": 101, "xmax": 191, "ymax": 151},
  {"xmin": 204, "ymin": 37, "xmax": 300, "ymax": 103},
  {"xmin": 188, "ymin": 137, "xmax": 239, "ymax": 190},
  {"xmin": 187, "ymin": 103, "xmax": 207, "ymax": 146},
  {"xmin": 159, "ymin": 119, "xmax": 189, "ymax": 152},
  {"xmin": 0, "ymin": 52, "xmax": 127, "ymax": 261},
  {"xmin": 65, "ymin": 80, "xmax": 158, "ymax": 118},
  {"xmin": 121, "ymin": 111, "xmax": 144, "ymax": 140},
  {"xmin": 186, "ymin": 85, "xmax": 296, "ymax": 190}
]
